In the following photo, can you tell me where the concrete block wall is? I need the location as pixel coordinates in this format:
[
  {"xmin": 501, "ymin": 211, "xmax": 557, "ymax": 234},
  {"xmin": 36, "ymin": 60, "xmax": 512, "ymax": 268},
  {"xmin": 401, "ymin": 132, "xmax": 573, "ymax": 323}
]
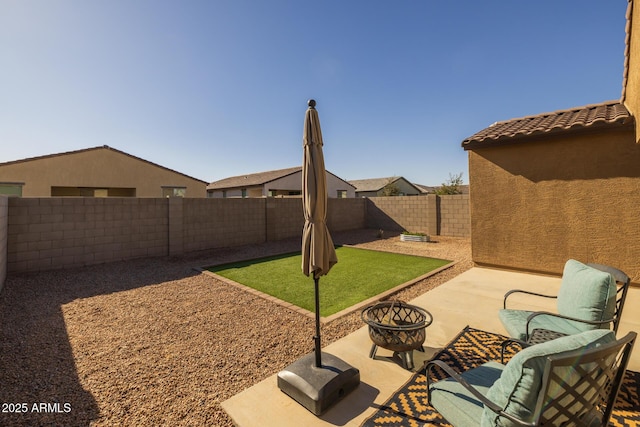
[
  {"xmin": 4, "ymin": 197, "xmax": 367, "ymax": 274},
  {"xmin": 365, "ymin": 194, "xmax": 469, "ymax": 238},
  {"xmin": 439, "ymin": 194, "xmax": 470, "ymax": 237},
  {"xmin": 366, "ymin": 197, "xmax": 420, "ymax": 233},
  {"xmin": 266, "ymin": 198, "xmax": 303, "ymax": 242},
  {"xmin": 328, "ymin": 198, "xmax": 366, "ymax": 232},
  {"xmin": 183, "ymin": 198, "xmax": 266, "ymax": 253},
  {"xmin": 365, "ymin": 195, "xmax": 434, "ymax": 235},
  {"xmin": 7, "ymin": 198, "xmax": 168, "ymax": 273},
  {"xmin": 264, "ymin": 198, "xmax": 366, "ymax": 242},
  {"xmin": 0, "ymin": 196, "xmax": 8, "ymax": 291},
  {"xmin": 2, "ymin": 195, "xmax": 466, "ymax": 275}
]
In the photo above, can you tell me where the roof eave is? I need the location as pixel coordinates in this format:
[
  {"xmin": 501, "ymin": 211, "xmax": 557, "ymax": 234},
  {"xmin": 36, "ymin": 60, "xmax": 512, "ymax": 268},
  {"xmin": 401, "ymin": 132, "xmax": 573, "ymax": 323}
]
[{"xmin": 462, "ymin": 119, "xmax": 634, "ymax": 151}]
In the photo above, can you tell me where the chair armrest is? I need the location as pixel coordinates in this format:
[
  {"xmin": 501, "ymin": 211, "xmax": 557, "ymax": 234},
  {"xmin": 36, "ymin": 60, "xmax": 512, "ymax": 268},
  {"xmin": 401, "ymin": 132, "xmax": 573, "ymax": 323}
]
[
  {"xmin": 503, "ymin": 289, "xmax": 558, "ymax": 309},
  {"xmin": 500, "ymin": 338, "xmax": 529, "ymax": 363},
  {"xmin": 426, "ymin": 360, "xmax": 503, "ymax": 414},
  {"xmin": 425, "ymin": 360, "xmax": 535, "ymax": 426},
  {"xmin": 525, "ymin": 311, "xmax": 614, "ymax": 340}
]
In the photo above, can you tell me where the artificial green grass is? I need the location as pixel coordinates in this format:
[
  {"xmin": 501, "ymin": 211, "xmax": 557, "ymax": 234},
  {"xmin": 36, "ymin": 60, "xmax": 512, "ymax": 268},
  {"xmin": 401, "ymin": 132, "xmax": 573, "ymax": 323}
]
[{"xmin": 207, "ymin": 246, "xmax": 451, "ymax": 317}]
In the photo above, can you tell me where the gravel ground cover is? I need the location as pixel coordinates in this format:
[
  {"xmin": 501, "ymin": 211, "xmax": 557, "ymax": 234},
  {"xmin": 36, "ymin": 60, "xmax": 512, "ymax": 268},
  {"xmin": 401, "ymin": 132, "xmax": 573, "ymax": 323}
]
[{"xmin": 0, "ymin": 229, "xmax": 471, "ymax": 426}]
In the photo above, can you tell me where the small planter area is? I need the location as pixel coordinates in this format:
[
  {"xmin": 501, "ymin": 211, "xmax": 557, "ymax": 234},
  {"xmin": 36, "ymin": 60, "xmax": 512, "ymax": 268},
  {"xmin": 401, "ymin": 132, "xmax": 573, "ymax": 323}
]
[{"xmin": 400, "ymin": 233, "xmax": 430, "ymax": 242}]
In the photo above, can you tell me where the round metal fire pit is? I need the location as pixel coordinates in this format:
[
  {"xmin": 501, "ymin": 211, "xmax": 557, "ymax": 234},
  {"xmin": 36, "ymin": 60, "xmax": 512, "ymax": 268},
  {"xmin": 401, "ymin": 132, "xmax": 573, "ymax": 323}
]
[{"xmin": 361, "ymin": 301, "xmax": 433, "ymax": 370}]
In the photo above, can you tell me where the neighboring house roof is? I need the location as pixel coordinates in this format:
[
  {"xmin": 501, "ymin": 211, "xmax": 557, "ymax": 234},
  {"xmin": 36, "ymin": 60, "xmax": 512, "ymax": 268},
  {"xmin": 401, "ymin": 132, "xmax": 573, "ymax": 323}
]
[
  {"xmin": 413, "ymin": 184, "xmax": 436, "ymax": 194},
  {"xmin": 0, "ymin": 145, "xmax": 208, "ymax": 184},
  {"xmin": 207, "ymin": 167, "xmax": 355, "ymax": 190},
  {"xmin": 208, "ymin": 167, "xmax": 301, "ymax": 190},
  {"xmin": 348, "ymin": 176, "xmax": 421, "ymax": 194},
  {"xmin": 462, "ymin": 101, "xmax": 632, "ymax": 150},
  {"xmin": 349, "ymin": 177, "xmax": 400, "ymax": 192}
]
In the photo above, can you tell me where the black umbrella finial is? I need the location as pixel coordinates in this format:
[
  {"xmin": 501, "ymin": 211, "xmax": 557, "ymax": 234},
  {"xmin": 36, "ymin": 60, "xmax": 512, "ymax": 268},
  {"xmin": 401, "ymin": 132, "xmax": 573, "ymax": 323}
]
[{"xmin": 308, "ymin": 99, "xmax": 316, "ymax": 109}]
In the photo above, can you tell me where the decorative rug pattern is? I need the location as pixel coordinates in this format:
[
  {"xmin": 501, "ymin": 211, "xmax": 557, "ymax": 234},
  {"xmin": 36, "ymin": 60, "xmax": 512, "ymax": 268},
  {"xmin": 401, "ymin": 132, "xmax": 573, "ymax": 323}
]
[{"xmin": 361, "ymin": 326, "xmax": 640, "ymax": 427}]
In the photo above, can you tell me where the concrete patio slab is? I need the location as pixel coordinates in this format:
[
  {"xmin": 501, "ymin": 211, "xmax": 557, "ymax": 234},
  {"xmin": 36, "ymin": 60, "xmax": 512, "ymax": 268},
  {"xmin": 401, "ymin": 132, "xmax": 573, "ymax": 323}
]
[{"xmin": 222, "ymin": 267, "xmax": 640, "ymax": 426}]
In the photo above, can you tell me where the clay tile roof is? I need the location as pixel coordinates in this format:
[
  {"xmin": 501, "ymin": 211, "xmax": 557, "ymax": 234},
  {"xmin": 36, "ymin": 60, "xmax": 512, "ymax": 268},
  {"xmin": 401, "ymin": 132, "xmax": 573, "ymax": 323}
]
[{"xmin": 461, "ymin": 101, "xmax": 632, "ymax": 150}]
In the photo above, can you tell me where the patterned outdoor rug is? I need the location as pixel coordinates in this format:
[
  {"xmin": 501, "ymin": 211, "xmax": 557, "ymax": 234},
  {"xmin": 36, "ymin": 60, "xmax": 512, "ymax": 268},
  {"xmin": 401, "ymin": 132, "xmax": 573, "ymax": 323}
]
[{"xmin": 361, "ymin": 326, "xmax": 640, "ymax": 427}]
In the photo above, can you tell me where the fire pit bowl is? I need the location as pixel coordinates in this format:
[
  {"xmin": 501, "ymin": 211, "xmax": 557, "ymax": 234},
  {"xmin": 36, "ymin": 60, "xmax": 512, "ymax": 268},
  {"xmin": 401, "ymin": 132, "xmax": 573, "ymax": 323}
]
[{"xmin": 361, "ymin": 300, "xmax": 433, "ymax": 370}]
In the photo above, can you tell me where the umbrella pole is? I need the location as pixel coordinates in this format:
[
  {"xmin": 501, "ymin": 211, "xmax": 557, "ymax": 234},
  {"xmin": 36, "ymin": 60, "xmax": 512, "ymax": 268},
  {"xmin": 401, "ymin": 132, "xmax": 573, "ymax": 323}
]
[
  {"xmin": 314, "ymin": 276, "xmax": 322, "ymax": 367},
  {"xmin": 275, "ymin": 99, "xmax": 360, "ymax": 415}
]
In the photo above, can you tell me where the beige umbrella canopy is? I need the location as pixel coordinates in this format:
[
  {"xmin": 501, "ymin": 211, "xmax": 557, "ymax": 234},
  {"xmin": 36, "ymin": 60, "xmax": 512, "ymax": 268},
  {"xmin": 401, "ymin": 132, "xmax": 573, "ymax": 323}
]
[
  {"xmin": 302, "ymin": 99, "xmax": 338, "ymax": 279},
  {"xmin": 276, "ymin": 100, "xmax": 359, "ymax": 415},
  {"xmin": 301, "ymin": 99, "xmax": 337, "ymax": 368}
]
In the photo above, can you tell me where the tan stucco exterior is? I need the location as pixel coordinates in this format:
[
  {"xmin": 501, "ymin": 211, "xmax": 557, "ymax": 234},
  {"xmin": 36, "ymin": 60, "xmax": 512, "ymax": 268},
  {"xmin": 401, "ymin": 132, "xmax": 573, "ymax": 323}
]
[
  {"xmin": 0, "ymin": 146, "xmax": 207, "ymax": 198},
  {"xmin": 624, "ymin": 0, "xmax": 640, "ymax": 142},
  {"xmin": 466, "ymin": 2, "xmax": 640, "ymax": 282},
  {"xmin": 467, "ymin": 126, "xmax": 640, "ymax": 282}
]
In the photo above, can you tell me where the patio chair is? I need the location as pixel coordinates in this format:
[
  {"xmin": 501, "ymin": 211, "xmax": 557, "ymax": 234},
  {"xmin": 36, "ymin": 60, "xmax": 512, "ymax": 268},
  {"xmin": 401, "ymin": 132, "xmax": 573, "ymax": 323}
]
[
  {"xmin": 426, "ymin": 329, "xmax": 636, "ymax": 427},
  {"xmin": 499, "ymin": 260, "xmax": 630, "ymax": 345}
]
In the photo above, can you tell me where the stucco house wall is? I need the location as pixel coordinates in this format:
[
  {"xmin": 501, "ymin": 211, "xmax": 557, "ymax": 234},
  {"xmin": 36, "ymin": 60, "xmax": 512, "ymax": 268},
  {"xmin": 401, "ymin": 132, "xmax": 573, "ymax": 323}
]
[
  {"xmin": 212, "ymin": 188, "xmax": 254, "ymax": 198},
  {"xmin": 0, "ymin": 146, "xmax": 207, "ymax": 198},
  {"xmin": 464, "ymin": 1, "xmax": 640, "ymax": 282},
  {"xmin": 266, "ymin": 173, "xmax": 303, "ymax": 196},
  {"xmin": 327, "ymin": 173, "xmax": 356, "ymax": 198},
  {"xmin": 467, "ymin": 126, "xmax": 640, "ymax": 282},
  {"xmin": 391, "ymin": 178, "xmax": 422, "ymax": 196},
  {"xmin": 624, "ymin": 0, "xmax": 640, "ymax": 142}
]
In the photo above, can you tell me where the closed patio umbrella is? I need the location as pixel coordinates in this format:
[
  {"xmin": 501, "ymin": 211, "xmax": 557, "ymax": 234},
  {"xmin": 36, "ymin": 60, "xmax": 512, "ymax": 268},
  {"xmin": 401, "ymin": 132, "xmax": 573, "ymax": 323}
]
[
  {"xmin": 277, "ymin": 100, "xmax": 359, "ymax": 416},
  {"xmin": 301, "ymin": 98, "xmax": 338, "ymax": 368}
]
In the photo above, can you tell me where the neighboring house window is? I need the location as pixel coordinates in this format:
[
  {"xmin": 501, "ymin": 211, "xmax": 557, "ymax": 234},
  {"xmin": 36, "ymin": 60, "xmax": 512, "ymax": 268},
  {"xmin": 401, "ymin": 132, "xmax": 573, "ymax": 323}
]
[
  {"xmin": 222, "ymin": 190, "xmax": 227, "ymax": 198},
  {"xmin": 288, "ymin": 191, "xmax": 301, "ymax": 196},
  {"xmin": 162, "ymin": 187, "xmax": 186, "ymax": 198},
  {"xmin": 268, "ymin": 190, "xmax": 277, "ymax": 197},
  {"xmin": 241, "ymin": 189, "xmax": 247, "ymax": 198},
  {"xmin": 0, "ymin": 182, "xmax": 24, "ymax": 197},
  {"xmin": 337, "ymin": 190, "xmax": 347, "ymax": 198},
  {"xmin": 51, "ymin": 186, "xmax": 136, "ymax": 197}
]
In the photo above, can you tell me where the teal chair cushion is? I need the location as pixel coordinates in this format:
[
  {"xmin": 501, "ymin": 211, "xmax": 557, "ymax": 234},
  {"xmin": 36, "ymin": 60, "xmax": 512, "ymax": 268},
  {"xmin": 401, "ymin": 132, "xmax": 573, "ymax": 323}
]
[
  {"xmin": 557, "ymin": 259, "xmax": 617, "ymax": 324},
  {"xmin": 498, "ymin": 309, "xmax": 585, "ymax": 341},
  {"xmin": 481, "ymin": 329, "xmax": 615, "ymax": 427},
  {"xmin": 429, "ymin": 361, "xmax": 505, "ymax": 427},
  {"xmin": 499, "ymin": 260, "xmax": 617, "ymax": 340}
]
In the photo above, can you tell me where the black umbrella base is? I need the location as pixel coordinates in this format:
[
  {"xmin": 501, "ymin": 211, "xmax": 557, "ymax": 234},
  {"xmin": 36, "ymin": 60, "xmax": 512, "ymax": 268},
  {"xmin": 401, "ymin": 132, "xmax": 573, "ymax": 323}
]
[{"xmin": 277, "ymin": 352, "xmax": 360, "ymax": 416}]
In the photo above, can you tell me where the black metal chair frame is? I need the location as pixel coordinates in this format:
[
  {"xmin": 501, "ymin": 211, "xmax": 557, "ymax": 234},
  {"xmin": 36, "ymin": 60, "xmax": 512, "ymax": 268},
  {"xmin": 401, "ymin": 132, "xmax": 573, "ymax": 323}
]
[
  {"xmin": 500, "ymin": 263, "xmax": 630, "ymax": 360},
  {"xmin": 427, "ymin": 332, "xmax": 637, "ymax": 427}
]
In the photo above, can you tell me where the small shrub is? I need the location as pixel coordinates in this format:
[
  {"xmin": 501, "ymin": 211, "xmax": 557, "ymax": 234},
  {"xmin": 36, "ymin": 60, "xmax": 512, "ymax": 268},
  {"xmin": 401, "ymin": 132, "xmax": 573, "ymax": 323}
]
[{"xmin": 401, "ymin": 231, "xmax": 427, "ymax": 236}]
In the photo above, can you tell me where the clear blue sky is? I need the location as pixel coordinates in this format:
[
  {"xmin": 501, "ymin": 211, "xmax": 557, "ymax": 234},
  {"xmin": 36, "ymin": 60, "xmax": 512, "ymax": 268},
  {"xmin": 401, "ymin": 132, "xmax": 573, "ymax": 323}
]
[{"xmin": 1, "ymin": 1, "xmax": 629, "ymax": 186}]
